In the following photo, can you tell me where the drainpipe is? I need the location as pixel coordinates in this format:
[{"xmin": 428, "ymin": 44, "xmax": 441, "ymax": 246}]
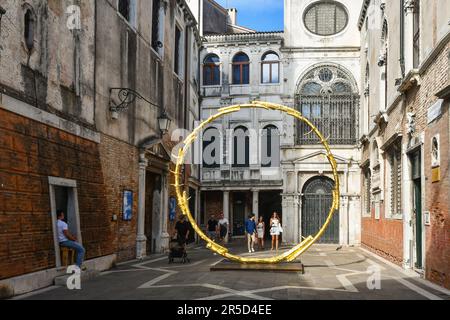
[
  {"xmin": 183, "ymin": 23, "xmax": 190, "ymax": 209},
  {"xmin": 94, "ymin": 1, "xmax": 97, "ymax": 128},
  {"xmin": 346, "ymin": 164, "xmax": 350, "ymax": 246},
  {"xmin": 400, "ymin": 0, "xmax": 406, "ymax": 78}
]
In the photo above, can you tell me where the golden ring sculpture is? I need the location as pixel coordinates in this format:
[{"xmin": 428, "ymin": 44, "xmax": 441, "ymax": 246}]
[{"xmin": 174, "ymin": 101, "xmax": 340, "ymax": 264}]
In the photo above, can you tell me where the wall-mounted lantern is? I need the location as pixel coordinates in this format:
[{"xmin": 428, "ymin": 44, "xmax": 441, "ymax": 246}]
[
  {"xmin": 157, "ymin": 109, "xmax": 171, "ymax": 136},
  {"xmin": 109, "ymin": 87, "xmax": 171, "ymax": 137}
]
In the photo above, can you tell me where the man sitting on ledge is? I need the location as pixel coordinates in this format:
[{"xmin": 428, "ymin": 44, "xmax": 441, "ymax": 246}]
[{"xmin": 57, "ymin": 210, "xmax": 86, "ymax": 270}]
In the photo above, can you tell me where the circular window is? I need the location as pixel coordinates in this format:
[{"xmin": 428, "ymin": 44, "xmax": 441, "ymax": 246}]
[
  {"xmin": 304, "ymin": 1, "xmax": 348, "ymax": 36},
  {"xmin": 318, "ymin": 68, "xmax": 333, "ymax": 82}
]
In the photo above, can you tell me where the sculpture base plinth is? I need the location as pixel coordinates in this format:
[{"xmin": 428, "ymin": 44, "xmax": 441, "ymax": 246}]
[{"xmin": 210, "ymin": 260, "xmax": 304, "ymax": 274}]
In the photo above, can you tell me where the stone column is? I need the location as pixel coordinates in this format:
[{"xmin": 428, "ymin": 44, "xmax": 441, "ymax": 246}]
[
  {"xmin": 136, "ymin": 153, "xmax": 148, "ymax": 259},
  {"xmin": 252, "ymin": 190, "xmax": 259, "ymax": 220},
  {"xmin": 223, "ymin": 191, "xmax": 230, "ymax": 243},
  {"xmin": 340, "ymin": 196, "xmax": 349, "ymax": 246},
  {"xmin": 159, "ymin": 173, "xmax": 170, "ymax": 252},
  {"xmin": 404, "ymin": 0, "xmax": 416, "ymax": 71},
  {"xmin": 296, "ymin": 195, "xmax": 302, "ymax": 243},
  {"xmin": 282, "ymin": 194, "xmax": 297, "ymax": 244}
]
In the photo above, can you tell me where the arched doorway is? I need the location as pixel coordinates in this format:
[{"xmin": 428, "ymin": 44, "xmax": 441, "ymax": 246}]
[{"xmin": 301, "ymin": 176, "xmax": 339, "ymax": 244}]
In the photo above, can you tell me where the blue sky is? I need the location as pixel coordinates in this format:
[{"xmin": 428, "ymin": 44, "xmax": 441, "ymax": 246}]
[{"xmin": 215, "ymin": 0, "xmax": 284, "ymax": 32}]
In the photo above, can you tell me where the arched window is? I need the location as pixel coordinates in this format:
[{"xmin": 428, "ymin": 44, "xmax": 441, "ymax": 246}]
[
  {"xmin": 24, "ymin": 8, "xmax": 35, "ymax": 52},
  {"xmin": 363, "ymin": 166, "xmax": 372, "ymax": 217},
  {"xmin": 261, "ymin": 52, "xmax": 280, "ymax": 84},
  {"xmin": 296, "ymin": 65, "xmax": 359, "ymax": 145},
  {"xmin": 364, "ymin": 62, "xmax": 370, "ymax": 133},
  {"xmin": 233, "ymin": 126, "xmax": 249, "ymax": 167},
  {"xmin": 365, "ymin": 63, "xmax": 370, "ymax": 88},
  {"xmin": 413, "ymin": 1, "xmax": 420, "ymax": 68},
  {"xmin": 202, "ymin": 127, "xmax": 221, "ymax": 168},
  {"xmin": 261, "ymin": 125, "xmax": 280, "ymax": 167},
  {"xmin": 118, "ymin": 0, "xmax": 130, "ymax": 21},
  {"xmin": 203, "ymin": 54, "xmax": 220, "ymax": 86},
  {"xmin": 372, "ymin": 141, "xmax": 380, "ymax": 168},
  {"xmin": 232, "ymin": 53, "xmax": 250, "ymax": 85}
]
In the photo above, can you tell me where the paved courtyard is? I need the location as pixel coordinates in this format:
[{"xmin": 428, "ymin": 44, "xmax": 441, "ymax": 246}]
[{"xmin": 15, "ymin": 243, "xmax": 450, "ymax": 300}]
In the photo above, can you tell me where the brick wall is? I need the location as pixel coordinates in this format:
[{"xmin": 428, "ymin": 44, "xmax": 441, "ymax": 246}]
[
  {"xmin": 361, "ymin": 207, "xmax": 404, "ymax": 266},
  {"xmin": 424, "ymin": 107, "xmax": 450, "ymax": 289},
  {"xmin": 406, "ymin": 42, "xmax": 450, "ymax": 289},
  {"xmin": 98, "ymin": 134, "xmax": 139, "ymax": 262},
  {"xmin": 361, "ymin": 40, "xmax": 450, "ymax": 287},
  {"xmin": 203, "ymin": 191, "xmax": 223, "ymax": 223},
  {"xmin": 0, "ymin": 109, "xmax": 113, "ymax": 280}
]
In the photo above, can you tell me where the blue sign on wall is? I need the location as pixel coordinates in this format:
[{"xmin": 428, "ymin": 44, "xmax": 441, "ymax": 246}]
[
  {"xmin": 123, "ymin": 190, "xmax": 133, "ymax": 221},
  {"xmin": 169, "ymin": 196, "xmax": 177, "ymax": 222}
]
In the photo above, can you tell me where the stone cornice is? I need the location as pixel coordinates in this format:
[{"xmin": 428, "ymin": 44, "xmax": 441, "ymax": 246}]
[
  {"xmin": 281, "ymin": 46, "xmax": 360, "ymax": 53},
  {"xmin": 381, "ymin": 132, "xmax": 403, "ymax": 152},
  {"xmin": 203, "ymin": 31, "xmax": 284, "ymax": 44},
  {"xmin": 436, "ymin": 85, "xmax": 450, "ymax": 99}
]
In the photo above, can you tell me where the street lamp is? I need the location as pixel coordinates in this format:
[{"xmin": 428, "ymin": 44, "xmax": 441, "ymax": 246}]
[{"xmin": 158, "ymin": 110, "xmax": 171, "ymax": 136}]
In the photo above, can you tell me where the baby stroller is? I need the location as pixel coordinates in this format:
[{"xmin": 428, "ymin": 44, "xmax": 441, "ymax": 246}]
[{"xmin": 168, "ymin": 238, "xmax": 190, "ymax": 264}]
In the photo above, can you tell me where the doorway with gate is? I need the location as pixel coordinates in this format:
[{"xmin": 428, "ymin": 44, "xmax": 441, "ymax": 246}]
[
  {"xmin": 301, "ymin": 176, "xmax": 339, "ymax": 244},
  {"xmin": 145, "ymin": 171, "xmax": 162, "ymax": 255},
  {"xmin": 231, "ymin": 192, "xmax": 247, "ymax": 237},
  {"xmin": 410, "ymin": 150, "xmax": 423, "ymax": 270}
]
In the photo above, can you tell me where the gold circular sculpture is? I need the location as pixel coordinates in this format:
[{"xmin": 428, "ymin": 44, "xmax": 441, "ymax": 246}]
[{"xmin": 174, "ymin": 101, "xmax": 340, "ymax": 264}]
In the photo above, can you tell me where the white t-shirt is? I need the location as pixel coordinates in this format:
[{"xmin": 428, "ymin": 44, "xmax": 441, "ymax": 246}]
[
  {"xmin": 57, "ymin": 220, "xmax": 69, "ymax": 243},
  {"xmin": 218, "ymin": 218, "xmax": 229, "ymax": 227}
]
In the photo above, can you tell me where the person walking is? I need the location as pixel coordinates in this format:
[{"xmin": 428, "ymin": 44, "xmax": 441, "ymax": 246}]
[
  {"xmin": 256, "ymin": 216, "xmax": 265, "ymax": 250},
  {"xmin": 270, "ymin": 212, "xmax": 282, "ymax": 251},
  {"xmin": 174, "ymin": 215, "xmax": 190, "ymax": 247},
  {"xmin": 245, "ymin": 214, "xmax": 257, "ymax": 253},
  {"xmin": 206, "ymin": 214, "xmax": 218, "ymax": 241},
  {"xmin": 217, "ymin": 213, "xmax": 229, "ymax": 244}
]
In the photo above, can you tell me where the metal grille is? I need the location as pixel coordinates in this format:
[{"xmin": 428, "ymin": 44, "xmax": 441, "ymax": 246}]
[
  {"xmin": 302, "ymin": 178, "xmax": 339, "ymax": 244},
  {"xmin": 363, "ymin": 167, "xmax": 371, "ymax": 215},
  {"xmin": 388, "ymin": 144, "xmax": 402, "ymax": 216},
  {"xmin": 304, "ymin": 2, "xmax": 348, "ymax": 36},
  {"xmin": 298, "ymin": 94, "xmax": 358, "ymax": 145},
  {"xmin": 413, "ymin": 0, "xmax": 420, "ymax": 68}
]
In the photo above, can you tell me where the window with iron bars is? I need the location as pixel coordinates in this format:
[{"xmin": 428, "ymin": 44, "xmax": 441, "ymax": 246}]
[
  {"xmin": 388, "ymin": 143, "xmax": 402, "ymax": 217},
  {"xmin": 363, "ymin": 166, "xmax": 372, "ymax": 217},
  {"xmin": 413, "ymin": 0, "xmax": 420, "ymax": 68},
  {"xmin": 296, "ymin": 66, "xmax": 359, "ymax": 145}
]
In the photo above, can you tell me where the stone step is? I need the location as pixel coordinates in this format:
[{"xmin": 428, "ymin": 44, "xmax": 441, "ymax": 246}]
[{"xmin": 54, "ymin": 269, "xmax": 100, "ymax": 287}]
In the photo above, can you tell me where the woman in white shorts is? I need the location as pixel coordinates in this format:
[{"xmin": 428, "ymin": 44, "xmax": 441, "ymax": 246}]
[
  {"xmin": 270, "ymin": 212, "xmax": 282, "ymax": 251},
  {"xmin": 256, "ymin": 216, "xmax": 265, "ymax": 250}
]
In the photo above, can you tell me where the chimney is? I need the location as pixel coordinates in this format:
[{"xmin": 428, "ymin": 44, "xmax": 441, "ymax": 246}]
[{"xmin": 227, "ymin": 8, "xmax": 237, "ymax": 25}]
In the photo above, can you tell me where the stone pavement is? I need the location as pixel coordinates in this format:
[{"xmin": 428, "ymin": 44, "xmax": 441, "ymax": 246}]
[{"xmin": 14, "ymin": 243, "xmax": 450, "ymax": 300}]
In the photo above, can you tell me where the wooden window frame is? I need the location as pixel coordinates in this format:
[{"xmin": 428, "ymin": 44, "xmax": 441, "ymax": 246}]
[
  {"xmin": 261, "ymin": 60, "xmax": 280, "ymax": 84},
  {"xmin": 203, "ymin": 56, "xmax": 220, "ymax": 86},
  {"xmin": 232, "ymin": 54, "xmax": 250, "ymax": 85}
]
